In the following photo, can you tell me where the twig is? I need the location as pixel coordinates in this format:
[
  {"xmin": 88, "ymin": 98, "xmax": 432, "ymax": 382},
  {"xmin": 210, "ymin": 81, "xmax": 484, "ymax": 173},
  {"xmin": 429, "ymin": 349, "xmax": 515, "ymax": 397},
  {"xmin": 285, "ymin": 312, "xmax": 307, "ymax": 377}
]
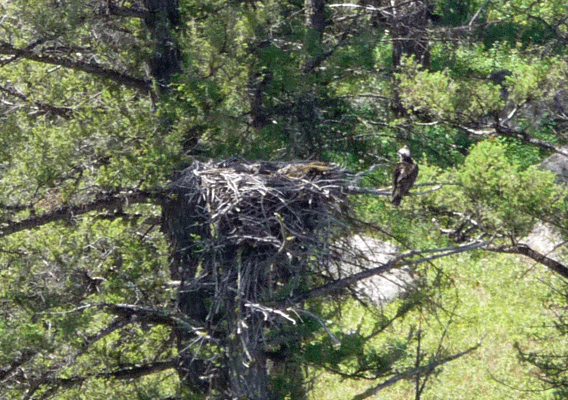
[{"xmin": 469, "ymin": 0, "xmax": 491, "ymax": 27}]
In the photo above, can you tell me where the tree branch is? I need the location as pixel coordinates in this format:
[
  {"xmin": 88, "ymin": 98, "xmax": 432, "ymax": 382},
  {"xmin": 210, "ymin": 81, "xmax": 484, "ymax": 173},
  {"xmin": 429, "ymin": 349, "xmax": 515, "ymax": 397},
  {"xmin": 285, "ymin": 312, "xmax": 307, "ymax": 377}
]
[
  {"xmin": 0, "ymin": 348, "xmax": 38, "ymax": 383},
  {"xmin": 487, "ymin": 243, "xmax": 568, "ymax": 279},
  {"xmin": 457, "ymin": 124, "xmax": 568, "ymax": 157},
  {"xmin": 31, "ymin": 358, "xmax": 178, "ymax": 396},
  {"xmin": 107, "ymin": 1, "xmax": 149, "ymax": 19},
  {"xmin": 0, "ymin": 41, "xmax": 151, "ymax": 92},
  {"xmin": 102, "ymin": 303, "xmax": 204, "ymax": 333},
  {"xmin": 345, "ymin": 182, "xmax": 447, "ymax": 197},
  {"xmin": 285, "ymin": 239, "xmax": 491, "ymax": 305},
  {"xmin": 0, "ymin": 84, "xmax": 74, "ymax": 118},
  {"xmin": 0, "ymin": 189, "xmax": 156, "ymax": 238}
]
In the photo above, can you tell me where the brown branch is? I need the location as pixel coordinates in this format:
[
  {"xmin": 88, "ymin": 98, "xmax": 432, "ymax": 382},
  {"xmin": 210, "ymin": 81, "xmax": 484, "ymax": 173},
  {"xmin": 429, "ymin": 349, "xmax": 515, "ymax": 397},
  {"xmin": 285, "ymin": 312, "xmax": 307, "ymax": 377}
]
[
  {"xmin": 0, "ymin": 189, "xmax": 156, "ymax": 238},
  {"xmin": 103, "ymin": 303, "xmax": 204, "ymax": 332},
  {"xmin": 34, "ymin": 358, "xmax": 178, "ymax": 394},
  {"xmin": 107, "ymin": 0, "xmax": 149, "ymax": 19},
  {"xmin": 107, "ymin": 359, "xmax": 177, "ymax": 380},
  {"xmin": 81, "ymin": 317, "xmax": 131, "ymax": 351},
  {"xmin": 0, "ymin": 84, "xmax": 74, "ymax": 118},
  {"xmin": 487, "ymin": 243, "xmax": 568, "ymax": 279},
  {"xmin": 0, "ymin": 41, "xmax": 151, "ymax": 92},
  {"xmin": 0, "ymin": 348, "xmax": 38, "ymax": 383}
]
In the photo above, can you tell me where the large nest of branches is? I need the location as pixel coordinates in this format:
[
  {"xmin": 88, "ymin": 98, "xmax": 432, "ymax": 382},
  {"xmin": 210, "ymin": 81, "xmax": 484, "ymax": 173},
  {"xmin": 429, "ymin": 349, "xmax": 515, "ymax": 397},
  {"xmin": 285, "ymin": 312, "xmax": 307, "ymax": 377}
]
[
  {"xmin": 162, "ymin": 158, "xmax": 353, "ymax": 285},
  {"xmin": 160, "ymin": 158, "xmax": 385, "ymax": 397}
]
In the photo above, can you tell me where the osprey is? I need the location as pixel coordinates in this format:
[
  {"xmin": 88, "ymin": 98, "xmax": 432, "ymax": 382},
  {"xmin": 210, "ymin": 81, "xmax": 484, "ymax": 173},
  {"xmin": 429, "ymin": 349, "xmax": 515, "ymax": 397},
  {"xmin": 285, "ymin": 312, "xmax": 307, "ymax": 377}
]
[{"xmin": 391, "ymin": 147, "xmax": 419, "ymax": 206}]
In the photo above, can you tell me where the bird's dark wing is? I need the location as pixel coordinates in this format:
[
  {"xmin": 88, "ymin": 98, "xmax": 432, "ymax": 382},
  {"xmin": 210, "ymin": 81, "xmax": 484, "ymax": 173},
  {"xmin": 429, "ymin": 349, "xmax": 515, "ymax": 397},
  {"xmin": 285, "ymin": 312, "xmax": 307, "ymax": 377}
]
[
  {"xmin": 391, "ymin": 162, "xmax": 419, "ymax": 206},
  {"xmin": 391, "ymin": 163, "xmax": 405, "ymax": 205},
  {"xmin": 405, "ymin": 163, "xmax": 419, "ymax": 192},
  {"xmin": 393, "ymin": 163, "xmax": 404, "ymax": 187}
]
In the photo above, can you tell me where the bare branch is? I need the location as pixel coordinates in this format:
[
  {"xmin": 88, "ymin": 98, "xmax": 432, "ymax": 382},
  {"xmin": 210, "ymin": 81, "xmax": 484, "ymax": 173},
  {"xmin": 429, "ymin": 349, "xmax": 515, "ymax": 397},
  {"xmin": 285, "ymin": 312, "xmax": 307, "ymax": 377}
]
[
  {"xmin": 345, "ymin": 182, "xmax": 448, "ymax": 197},
  {"xmin": 468, "ymin": 0, "xmax": 492, "ymax": 27},
  {"xmin": 285, "ymin": 239, "xmax": 491, "ymax": 305},
  {"xmin": 457, "ymin": 124, "xmax": 568, "ymax": 157}
]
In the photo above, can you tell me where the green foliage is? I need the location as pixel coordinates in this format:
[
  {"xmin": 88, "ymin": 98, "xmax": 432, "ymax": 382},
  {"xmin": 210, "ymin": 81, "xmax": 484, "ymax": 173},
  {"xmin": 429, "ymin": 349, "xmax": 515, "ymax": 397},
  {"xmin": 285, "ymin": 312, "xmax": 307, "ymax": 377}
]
[
  {"xmin": 456, "ymin": 140, "xmax": 562, "ymax": 236},
  {"xmin": 398, "ymin": 58, "xmax": 505, "ymax": 122},
  {"xmin": 483, "ymin": 0, "xmax": 568, "ymax": 52},
  {"xmin": 433, "ymin": 0, "xmax": 476, "ymax": 26}
]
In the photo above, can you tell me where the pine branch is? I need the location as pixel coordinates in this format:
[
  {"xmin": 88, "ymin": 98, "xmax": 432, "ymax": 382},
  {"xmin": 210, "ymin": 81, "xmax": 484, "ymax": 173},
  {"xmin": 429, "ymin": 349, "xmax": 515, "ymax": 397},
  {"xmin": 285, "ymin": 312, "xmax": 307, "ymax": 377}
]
[
  {"xmin": 0, "ymin": 41, "xmax": 151, "ymax": 92},
  {"xmin": 0, "ymin": 189, "xmax": 156, "ymax": 238}
]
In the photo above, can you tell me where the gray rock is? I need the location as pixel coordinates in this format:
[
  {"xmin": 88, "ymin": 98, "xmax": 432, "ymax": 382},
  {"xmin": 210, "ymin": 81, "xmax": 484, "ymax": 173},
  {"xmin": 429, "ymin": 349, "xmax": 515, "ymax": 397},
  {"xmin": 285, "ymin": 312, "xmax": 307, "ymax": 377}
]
[
  {"xmin": 335, "ymin": 235, "xmax": 414, "ymax": 305},
  {"xmin": 521, "ymin": 148, "xmax": 568, "ymax": 261}
]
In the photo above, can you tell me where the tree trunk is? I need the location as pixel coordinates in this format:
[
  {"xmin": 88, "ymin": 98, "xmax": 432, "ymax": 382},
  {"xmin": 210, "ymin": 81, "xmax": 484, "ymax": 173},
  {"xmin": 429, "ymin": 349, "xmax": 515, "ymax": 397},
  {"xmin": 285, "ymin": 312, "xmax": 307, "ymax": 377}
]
[
  {"xmin": 143, "ymin": 0, "xmax": 181, "ymax": 93},
  {"xmin": 388, "ymin": 0, "xmax": 431, "ymax": 69},
  {"xmin": 382, "ymin": 0, "xmax": 432, "ymax": 116}
]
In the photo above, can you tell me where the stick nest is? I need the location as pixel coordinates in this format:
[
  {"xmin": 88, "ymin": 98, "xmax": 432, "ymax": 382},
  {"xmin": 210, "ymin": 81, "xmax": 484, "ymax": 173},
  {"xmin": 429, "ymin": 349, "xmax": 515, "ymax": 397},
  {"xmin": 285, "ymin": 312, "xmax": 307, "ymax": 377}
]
[{"xmin": 163, "ymin": 158, "xmax": 353, "ymax": 286}]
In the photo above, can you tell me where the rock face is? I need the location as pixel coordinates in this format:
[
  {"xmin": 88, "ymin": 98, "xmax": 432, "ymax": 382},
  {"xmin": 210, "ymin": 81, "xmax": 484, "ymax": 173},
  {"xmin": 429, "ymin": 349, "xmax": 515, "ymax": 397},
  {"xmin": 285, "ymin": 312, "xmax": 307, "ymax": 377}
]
[
  {"xmin": 521, "ymin": 147, "xmax": 568, "ymax": 262},
  {"xmin": 337, "ymin": 235, "xmax": 414, "ymax": 305},
  {"xmin": 541, "ymin": 146, "xmax": 568, "ymax": 186},
  {"xmin": 521, "ymin": 221, "xmax": 565, "ymax": 262}
]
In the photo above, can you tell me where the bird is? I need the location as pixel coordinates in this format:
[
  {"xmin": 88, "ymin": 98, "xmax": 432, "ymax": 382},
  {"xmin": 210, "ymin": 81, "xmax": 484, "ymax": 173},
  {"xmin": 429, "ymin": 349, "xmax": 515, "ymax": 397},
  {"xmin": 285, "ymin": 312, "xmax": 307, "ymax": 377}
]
[{"xmin": 391, "ymin": 147, "xmax": 419, "ymax": 206}]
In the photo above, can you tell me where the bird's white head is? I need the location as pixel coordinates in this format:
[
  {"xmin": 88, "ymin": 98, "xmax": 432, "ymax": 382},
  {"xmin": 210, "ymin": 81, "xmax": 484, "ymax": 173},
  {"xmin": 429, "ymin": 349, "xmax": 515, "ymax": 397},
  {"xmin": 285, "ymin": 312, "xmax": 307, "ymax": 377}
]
[{"xmin": 398, "ymin": 146, "xmax": 411, "ymax": 158}]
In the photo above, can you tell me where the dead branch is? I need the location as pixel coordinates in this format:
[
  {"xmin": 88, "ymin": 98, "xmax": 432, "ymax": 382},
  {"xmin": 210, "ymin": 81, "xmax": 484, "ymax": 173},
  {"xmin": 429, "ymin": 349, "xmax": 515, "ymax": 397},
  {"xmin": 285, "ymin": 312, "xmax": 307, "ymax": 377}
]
[
  {"xmin": 285, "ymin": 238, "xmax": 491, "ymax": 305},
  {"xmin": 457, "ymin": 124, "xmax": 568, "ymax": 157},
  {"xmin": 345, "ymin": 182, "xmax": 448, "ymax": 197}
]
